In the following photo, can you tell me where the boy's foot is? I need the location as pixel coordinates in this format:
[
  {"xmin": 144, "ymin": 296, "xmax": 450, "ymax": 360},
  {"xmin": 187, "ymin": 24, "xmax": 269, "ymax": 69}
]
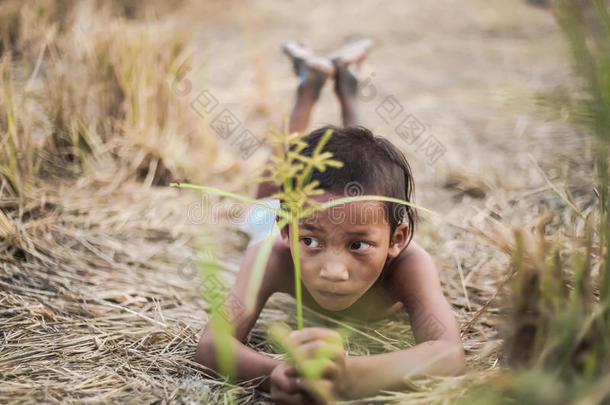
[
  {"xmin": 333, "ymin": 60, "xmax": 359, "ymax": 102},
  {"xmin": 282, "ymin": 41, "xmax": 335, "ymax": 101},
  {"xmin": 327, "ymin": 37, "xmax": 374, "ymax": 68},
  {"xmin": 327, "ymin": 38, "xmax": 374, "ymax": 103}
]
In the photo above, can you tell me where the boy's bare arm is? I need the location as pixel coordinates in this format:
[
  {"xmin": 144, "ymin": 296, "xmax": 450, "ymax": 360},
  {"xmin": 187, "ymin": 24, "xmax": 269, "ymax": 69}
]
[
  {"xmin": 196, "ymin": 332, "xmax": 281, "ymax": 390},
  {"xmin": 396, "ymin": 241, "xmax": 462, "ymax": 344},
  {"xmin": 194, "ymin": 236, "xmax": 288, "ymax": 391},
  {"xmin": 291, "ymin": 332, "xmax": 463, "ymax": 399},
  {"xmin": 348, "ymin": 242, "xmax": 464, "ymax": 396},
  {"xmin": 340, "ymin": 340, "xmax": 464, "ymax": 398}
]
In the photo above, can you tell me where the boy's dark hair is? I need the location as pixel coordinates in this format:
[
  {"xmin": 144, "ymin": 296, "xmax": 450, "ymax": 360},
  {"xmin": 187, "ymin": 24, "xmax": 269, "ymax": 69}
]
[{"xmin": 282, "ymin": 125, "xmax": 417, "ymax": 247}]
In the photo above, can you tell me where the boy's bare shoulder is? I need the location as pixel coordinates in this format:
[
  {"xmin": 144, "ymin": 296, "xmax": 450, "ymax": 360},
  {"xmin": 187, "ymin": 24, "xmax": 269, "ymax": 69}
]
[
  {"xmin": 252, "ymin": 234, "xmax": 293, "ymax": 296},
  {"xmin": 397, "ymin": 240, "xmax": 431, "ymax": 263},
  {"xmin": 385, "ymin": 240, "xmax": 438, "ymax": 299}
]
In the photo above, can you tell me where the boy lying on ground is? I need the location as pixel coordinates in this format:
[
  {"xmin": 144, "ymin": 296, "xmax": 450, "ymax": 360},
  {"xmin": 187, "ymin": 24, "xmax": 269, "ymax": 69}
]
[{"xmin": 195, "ymin": 39, "xmax": 465, "ymax": 404}]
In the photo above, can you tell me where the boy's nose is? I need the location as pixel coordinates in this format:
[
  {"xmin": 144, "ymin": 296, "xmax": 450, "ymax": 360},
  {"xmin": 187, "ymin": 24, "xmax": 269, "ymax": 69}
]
[{"xmin": 320, "ymin": 261, "xmax": 349, "ymax": 281}]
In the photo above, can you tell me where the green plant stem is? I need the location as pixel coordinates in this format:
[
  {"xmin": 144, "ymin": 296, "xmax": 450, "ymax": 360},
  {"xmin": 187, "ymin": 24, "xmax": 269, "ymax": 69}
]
[
  {"xmin": 292, "ymin": 215, "xmax": 303, "ymax": 330},
  {"xmin": 300, "ymin": 195, "xmax": 439, "ymax": 218},
  {"xmin": 245, "ymin": 231, "xmax": 275, "ymax": 311},
  {"xmin": 169, "ymin": 182, "xmax": 286, "ymax": 219}
]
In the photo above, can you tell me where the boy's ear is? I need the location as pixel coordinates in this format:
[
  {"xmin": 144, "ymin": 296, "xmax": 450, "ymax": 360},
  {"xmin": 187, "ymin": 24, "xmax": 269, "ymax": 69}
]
[{"xmin": 388, "ymin": 223, "xmax": 409, "ymax": 259}]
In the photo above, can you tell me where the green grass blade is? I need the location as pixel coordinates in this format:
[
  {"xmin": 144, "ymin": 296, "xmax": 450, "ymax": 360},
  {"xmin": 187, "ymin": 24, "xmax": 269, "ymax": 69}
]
[
  {"xmin": 292, "ymin": 216, "xmax": 303, "ymax": 330},
  {"xmin": 300, "ymin": 195, "xmax": 439, "ymax": 218},
  {"xmin": 244, "ymin": 231, "xmax": 275, "ymax": 311},
  {"xmin": 170, "ymin": 182, "xmax": 287, "ymax": 219},
  {"xmin": 197, "ymin": 244, "xmax": 237, "ymax": 380}
]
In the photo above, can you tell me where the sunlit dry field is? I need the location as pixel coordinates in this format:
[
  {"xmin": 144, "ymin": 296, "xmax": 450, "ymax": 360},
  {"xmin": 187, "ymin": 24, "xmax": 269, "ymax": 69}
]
[{"xmin": 1, "ymin": 0, "xmax": 606, "ymax": 403}]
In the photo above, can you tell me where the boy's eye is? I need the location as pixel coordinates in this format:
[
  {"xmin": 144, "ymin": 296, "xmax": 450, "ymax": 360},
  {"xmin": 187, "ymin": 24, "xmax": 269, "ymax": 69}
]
[
  {"xmin": 301, "ymin": 237, "xmax": 320, "ymax": 248},
  {"xmin": 351, "ymin": 241, "xmax": 372, "ymax": 251}
]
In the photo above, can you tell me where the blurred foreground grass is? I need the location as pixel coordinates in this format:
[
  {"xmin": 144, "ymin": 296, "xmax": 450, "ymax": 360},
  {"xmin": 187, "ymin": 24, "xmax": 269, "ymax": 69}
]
[{"xmin": 462, "ymin": 1, "xmax": 610, "ymax": 403}]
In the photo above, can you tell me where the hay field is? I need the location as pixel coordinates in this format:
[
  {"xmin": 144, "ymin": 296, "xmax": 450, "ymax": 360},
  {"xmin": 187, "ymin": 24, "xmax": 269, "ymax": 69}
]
[{"xmin": 0, "ymin": 0, "xmax": 602, "ymax": 403}]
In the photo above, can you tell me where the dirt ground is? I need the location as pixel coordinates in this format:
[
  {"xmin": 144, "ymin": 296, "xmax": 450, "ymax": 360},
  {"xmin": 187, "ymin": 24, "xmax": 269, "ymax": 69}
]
[{"xmin": 1, "ymin": 0, "xmax": 595, "ymax": 403}]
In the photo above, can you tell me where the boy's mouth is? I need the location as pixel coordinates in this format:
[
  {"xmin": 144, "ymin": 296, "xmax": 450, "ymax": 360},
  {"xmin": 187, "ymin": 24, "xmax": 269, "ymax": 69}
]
[{"xmin": 318, "ymin": 289, "xmax": 351, "ymax": 299}]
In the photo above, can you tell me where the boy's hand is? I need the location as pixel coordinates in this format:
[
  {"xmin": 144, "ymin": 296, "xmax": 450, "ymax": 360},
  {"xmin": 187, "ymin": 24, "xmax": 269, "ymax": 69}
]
[
  {"xmin": 269, "ymin": 362, "xmax": 316, "ymax": 404},
  {"xmin": 290, "ymin": 327, "xmax": 347, "ymax": 401}
]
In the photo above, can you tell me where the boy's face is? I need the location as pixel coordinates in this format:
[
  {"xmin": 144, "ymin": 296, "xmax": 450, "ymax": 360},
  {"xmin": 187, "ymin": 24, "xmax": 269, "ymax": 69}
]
[{"xmin": 279, "ymin": 192, "xmax": 410, "ymax": 311}]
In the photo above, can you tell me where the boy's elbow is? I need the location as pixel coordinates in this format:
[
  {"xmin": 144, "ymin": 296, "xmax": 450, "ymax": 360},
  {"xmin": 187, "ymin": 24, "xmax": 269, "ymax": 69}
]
[
  {"xmin": 426, "ymin": 340, "xmax": 465, "ymax": 375},
  {"xmin": 443, "ymin": 341, "xmax": 466, "ymax": 375},
  {"xmin": 194, "ymin": 334, "xmax": 216, "ymax": 369},
  {"xmin": 454, "ymin": 345, "xmax": 466, "ymax": 374}
]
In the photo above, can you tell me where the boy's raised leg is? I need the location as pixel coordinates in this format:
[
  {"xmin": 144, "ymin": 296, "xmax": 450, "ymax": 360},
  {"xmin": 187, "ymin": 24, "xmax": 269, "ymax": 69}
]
[
  {"xmin": 328, "ymin": 38, "xmax": 374, "ymax": 127},
  {"xmin": 255, "ymin": 41, "xmax": 334, "ymax": 199},
  {"xmin": 334, "ymin": 62, "xmax": 359, "ymax": 127},
  {"xmin": 284, "ymin": 41, "xmax": 335, "ymax": 133}
]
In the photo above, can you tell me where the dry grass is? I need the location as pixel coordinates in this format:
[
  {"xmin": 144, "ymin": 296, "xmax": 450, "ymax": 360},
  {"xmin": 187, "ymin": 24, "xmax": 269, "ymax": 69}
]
[{"xmin": 0, "ymin": 0, "xmax": 603, "ymax": 403}]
